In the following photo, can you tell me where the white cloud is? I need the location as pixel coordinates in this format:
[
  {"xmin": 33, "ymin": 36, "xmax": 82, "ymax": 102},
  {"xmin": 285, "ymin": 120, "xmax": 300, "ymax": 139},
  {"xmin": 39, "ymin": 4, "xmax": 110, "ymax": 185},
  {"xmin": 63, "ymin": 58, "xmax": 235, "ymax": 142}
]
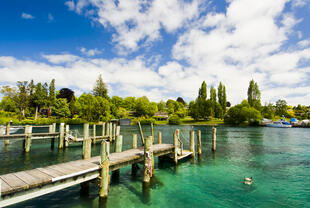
[
  {"xmin": 66, "ymin": 0, "xmax": 200, "ymax": 53},
  {"xmin": 298, "ymin": 39, "xmax": 310, "ymax": 48},
  {"xmin": 42, "ymin": 54, "xmax": 80, "ymax": 64},
  {"xmin": 80, "ymin": 47, "xmax": 102, "ymax": 56},
  {"xmin": 21, "ymin": 13, "xmax": 34, "ymax": 19}
]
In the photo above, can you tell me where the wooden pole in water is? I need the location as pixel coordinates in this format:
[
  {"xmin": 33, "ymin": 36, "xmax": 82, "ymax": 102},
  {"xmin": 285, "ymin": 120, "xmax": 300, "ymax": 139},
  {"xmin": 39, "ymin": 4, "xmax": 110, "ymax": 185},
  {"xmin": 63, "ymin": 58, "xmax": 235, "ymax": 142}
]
[
  {"xmin": 143, "ymin": 136, "xmax": 153, "ymax": 183},
  {"xmin": 92, "ymin": 124, "xmax": 96, "ymax": 144},
  {"xmin": 109, "ymin": 123, "xmax": 113, "ymax": 142},
  {"xmin": 173, "ymin": 132, "xmax": 178, "ymax": 165},
  {"xmin": 132, "ymin": 134, "xmax": 138, "ymax": 175},
  {"xmin": 0, "ymin": 178, "xmax": 1, "ymax": 200},
  {"xmin": 151, "ymin": 123, "xmax": 154, "ymax": 143},
  {"xmin": 52, "ymin": 123, "xmax": 56, "ymax": 133},
  {"xmin": 138, "ymin": 121, "xmax": 145, "ymax": 145},
  {"xmin": 158, "ymin": 131, "xmax": 162, "ymax": 144},
  {"xmin": 113, "ymin": 123, "xmax": 116, "ymax": 141},
  {"xmin": 102, "ymin": 122, "xmax": 105, "ymax": 137},
  {"xmin": 190, "ymin": 130, "xmax": 195, "ymax": 158},
  {"xmin": 5, "ymin": 123, "xmax": 10, "ymax": 145},
  {"xmin": 197, "ymin": 130, "xmax": 202, "ymax": 155},
  {"xmin": 116, "ymin": 126, "xmax": 120, "ymax": 136},
  {"xmin": 83, "ymin": 123, "xmax": 91, "ymax": 159},
  {"xmin": 112, "ymin": 135, "xmax": 123, "ymax": 178},
  {"xmin": 58, "ymin": 123, "xmax": 64, "ymax": 149},
  {"xmin": 49, "ymin": 124, "xmax": 55, "ymax": 149},
  {"xmin": 65, "ymin": 125, "xmax": 70, "ymax": 147},
  {"xmin": 212, "ymin": 127, "xmax": 217, "ymax": 151},
  {"xmin": 24, "ymin": 125, "xmax": 32, "ymax": 153},
  {"xmin": 99, "ymin": 141, "xmax": 110, "ymax": 198},
  {"xmin": 0, "ymin": 126, "xmax": 3, "ymax": 142},
  {"xmin": 106, "ymin": 122, "xmax": 109, "ymax": 138}
]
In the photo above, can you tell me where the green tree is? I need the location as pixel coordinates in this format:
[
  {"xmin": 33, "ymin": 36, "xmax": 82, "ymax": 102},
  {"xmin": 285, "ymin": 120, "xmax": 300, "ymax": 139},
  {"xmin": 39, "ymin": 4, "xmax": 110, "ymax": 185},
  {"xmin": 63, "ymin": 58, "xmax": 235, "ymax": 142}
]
[
  {"xmin": 275, "ymin": 99, "xmax": 287, "ymax": 117},
  {"xmin": 210, "ymin": 86, "xmax": 217, "ymax": 103},
  {"xmin": 16, "ymin": 81, "xmax": 29, "ymax": 117},
  {"xmin": 198, "ymin": 81, "xmax": 207, "ymax": 100},
  {"xmin": 123, "ymin": 97, "xmax": 136, "ymax": 110},
  {"xmin": 92, "ymin": 74, "xmax": 108, "ymax": 98},
  {"xmin": 0, "ymin": 96, "xmax": 17, "ymax": 112},
  {"xmin": 33, "ymin": 83, "xmax": 48, "ymax": 120},
  {"xmin": 157, "ymin": 100, "xmax": 166, "ymax": 112},
  {"xmin": 48, "ymin": 79, "xmax": 56, "ymax": 117},
  {"xmin": 247, "ymin": 79, "xmax": 261, "ymax": 110},
  {"xmin": 52, "ymin": 98, "xmax": 71, "ymax": 118},
  {"xmin": 261, "ymin": 103, "xmax": 275, "ymax": 119}
]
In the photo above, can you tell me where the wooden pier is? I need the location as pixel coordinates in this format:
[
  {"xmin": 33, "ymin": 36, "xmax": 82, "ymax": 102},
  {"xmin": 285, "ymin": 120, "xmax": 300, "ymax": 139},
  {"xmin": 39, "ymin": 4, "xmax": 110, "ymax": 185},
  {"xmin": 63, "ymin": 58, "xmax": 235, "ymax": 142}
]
[{"xmin": 0, "ymin": 126, "xmax": 206, "ymax": 207}]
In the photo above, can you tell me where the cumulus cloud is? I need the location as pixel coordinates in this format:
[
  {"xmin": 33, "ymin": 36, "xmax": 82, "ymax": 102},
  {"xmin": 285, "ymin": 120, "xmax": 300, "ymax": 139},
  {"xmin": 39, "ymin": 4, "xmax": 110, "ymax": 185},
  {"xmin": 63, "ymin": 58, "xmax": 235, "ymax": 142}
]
[
  {"xmin": 21, "ymin": 13, "xmax": 34, "ymax": 19},
  {"xmin": 42, "ymin": 54, "xmax": 80, "ymax": 64},
  {"xmin": 80, "ymin": 47, "xmax": 102, "ymax": 56}
]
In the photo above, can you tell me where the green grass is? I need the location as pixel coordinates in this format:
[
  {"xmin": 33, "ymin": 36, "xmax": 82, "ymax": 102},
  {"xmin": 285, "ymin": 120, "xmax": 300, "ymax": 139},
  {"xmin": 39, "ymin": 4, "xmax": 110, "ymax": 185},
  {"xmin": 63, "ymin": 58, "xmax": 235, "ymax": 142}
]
[{"xmin": 180, "ymin": 116, "xmax": 224, "ymax": 125}]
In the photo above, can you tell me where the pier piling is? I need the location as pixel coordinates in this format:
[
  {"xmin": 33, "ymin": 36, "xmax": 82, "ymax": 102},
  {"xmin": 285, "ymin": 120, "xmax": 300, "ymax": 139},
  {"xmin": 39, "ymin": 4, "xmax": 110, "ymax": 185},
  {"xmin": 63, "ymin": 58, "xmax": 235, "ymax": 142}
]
[
  {"xmin": 24, "ymin": 125, "xmax": 32, "ymax": 153},
  {"xmin": 58, "ymin": 123, "xmax": 64, "ymax": 149},
  {"xmin": 99, "ymin": 141, "xmax": 110, "ymax": 198},
  {"xmin": 143, "ymin": 136, "xmax": 153, "ymax": 183},
  {"xmin": 109, "ymin": 123, "xmax": 112, "ymax": 142},
  {"xmin": 49, "ymin": 124, "xmax": 55, "ymax": 149},
  {"xmin": 197, "ymin": 130, "xmax": 202, "ymax": 155},
  {"xmin": 158, "ymin": 131, "xmax": 162, "ymax": 144},
  {"xmin": 212, "ymin": 127, "xmax": 217, "ymax": 151},
  {"xmin": 102, "ymin": 123, "xmax": 105, "ymax": 137},
  {"xmin": 113, "ymin": 124, "xmax": 116, "ymax": 141},
  {"xmin": 173, "ymin": 132, "xmax": 179, "ymax": 165},
  {"xmin": 5, "ymin": 123, "xmax": 10, "ymax": 145},
  {"xmin": 92, "ymin": 124, "xmax": 96, "ymax": 144},
  {"xmin": 151, "ymin": 123, "xmax": 154, "ymax": 143},
  {"xmin": 190, "ymin": 130, "xmax": 195, "ymax": 158},
  {"xmin": 65, "ymin": 125, "xmax": 69, "ymax": 147},
  {"xmin": 112, "ymin": 135, "xmax": 123, "ymax": 179},
  {"xmin": 83, "ymin": 123, "xmax": 91, "ymax": 159},
  {"xmin": 132, "ymin": 134, "xmax": 138, "ymax": 175}
]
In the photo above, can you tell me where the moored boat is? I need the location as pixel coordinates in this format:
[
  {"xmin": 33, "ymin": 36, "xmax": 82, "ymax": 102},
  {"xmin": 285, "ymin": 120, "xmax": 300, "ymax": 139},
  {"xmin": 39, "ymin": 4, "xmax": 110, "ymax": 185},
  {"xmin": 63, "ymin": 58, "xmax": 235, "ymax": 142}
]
[{"xmin": 266, "ymin": 119, "xmax": 292, "ymax": 128}]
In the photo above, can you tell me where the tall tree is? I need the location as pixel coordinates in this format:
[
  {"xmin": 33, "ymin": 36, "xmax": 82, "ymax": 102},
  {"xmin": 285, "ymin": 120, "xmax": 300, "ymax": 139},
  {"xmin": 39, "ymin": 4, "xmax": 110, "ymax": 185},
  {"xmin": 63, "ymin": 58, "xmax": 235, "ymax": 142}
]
[
  {"xmin": 92, "ymin": 74, "xmax": 108, "ymax": 98},
  {"xmin": 16, "ymin": 81, "xmax": 29, "ymax": 117},
  {"xmin": 275, "ymin": 99, "xmax": 287, "ymax": 117},
  {"xmin": 48, "ymin": 79, "xmax": 56, "ymax": 117},
  {"xmin": 210, "ymin": 86, "xmax": 217, "ymax": 103},
  {"xmin": 223, "ymin": 86, "xmax": 227, "ymax": 114},
  {"xmin": 33, "ymin": 83, "xmax": 48, "ymax": 120},
  {"xmin": 198, "ymin": 81, "xmax": 207, "ymax": 100},
  {"xmin": 247, "ymin": 79, "xmax": 261, "ymax": 110}
]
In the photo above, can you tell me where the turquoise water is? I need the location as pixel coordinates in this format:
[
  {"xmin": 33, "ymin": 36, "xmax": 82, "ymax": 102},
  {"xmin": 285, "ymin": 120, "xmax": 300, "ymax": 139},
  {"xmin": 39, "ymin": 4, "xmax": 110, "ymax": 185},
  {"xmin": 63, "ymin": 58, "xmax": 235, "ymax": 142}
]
[{"xmin": 1, "ymin": 125, "xmax": 309, "ymax": 208}]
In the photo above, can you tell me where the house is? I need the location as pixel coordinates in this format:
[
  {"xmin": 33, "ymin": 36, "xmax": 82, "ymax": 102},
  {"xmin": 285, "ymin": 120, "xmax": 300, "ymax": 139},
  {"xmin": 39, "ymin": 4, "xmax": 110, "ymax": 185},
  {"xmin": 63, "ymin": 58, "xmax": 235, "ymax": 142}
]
[{"xmin": 154, "ymin": 111, "xmax": 169, "ymax": 120}]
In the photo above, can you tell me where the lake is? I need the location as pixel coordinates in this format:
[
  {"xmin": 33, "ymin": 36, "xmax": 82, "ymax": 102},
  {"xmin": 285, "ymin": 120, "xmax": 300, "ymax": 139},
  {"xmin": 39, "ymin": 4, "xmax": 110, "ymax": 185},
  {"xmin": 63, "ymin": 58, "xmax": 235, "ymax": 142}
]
[{"xmin": 1, "ymin": 125, "xmax": 309, "ymax": 208}]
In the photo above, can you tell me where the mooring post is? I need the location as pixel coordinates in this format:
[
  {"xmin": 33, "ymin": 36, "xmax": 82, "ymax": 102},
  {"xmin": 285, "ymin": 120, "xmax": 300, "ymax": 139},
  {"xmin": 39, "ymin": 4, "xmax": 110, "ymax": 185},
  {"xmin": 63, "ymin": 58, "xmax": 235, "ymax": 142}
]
[
  {"xmin": 112, "ymin": 135, "xmax": 123, "ymax": 179},
  {"xmin": 52, "ymin": 123, "xmax": 56, "ymax": 132},
  {"xmin": 65, "ymin": 124, "xmax": 70, "ymax": 147},
  {"xmin": 113, "ymin": 123, "xmax": 116, "ymax": 140},
  {"xmin": 143, "ymin": 136, "xmax": 153, "ymax": 183},
  {"xmin": 109, "ymin": 123, "xmax": 113, "ymax": 142},
  {"xmin": 132, "ymin": 134, "xmax": 138, "ymax": 175},
  {"xmin": 58, "ymin": 123, "xmax": 65, "ymax": 149},
  {"xmin": 99, "ymin": 141, "xmax": 110, "ymax": 198},
  {"xmin": 92, "ymin": 124, "xmax": 96, "ymax": 144},
  {"xmin": 138, "ymin": 121, "xmax": 145, "ymax": 145},
  {"xmin": 190, "ymin": 130, "xmax": 195, "ymax": 157},
  {"xmin": 106, "ymin": 122, "xmax": 109, "ymax": 138},
  {"xmin": 83, "ymin": 123, "xmax": 91, "ymax": 159},
  {"xmin": 24, "ymin": 125, "xmax": 32, "ymax": 153},
  {"xmin": 151, "ymin": 123, "xmax": 154, "ymax": 143},
  {"xmin": 173, "ymin": 132, "xmax": 178, "ymax": 165},
  {"xmin": 49, "ymin": 124, "xmax": 55, "ymax": 149},
  {"xmin": 102, "ymin": 122, "xmax": 105, "ymax": 137},
  {"xmin": 0, "ymin": 178, "xmax": 2, "ymax": 200},
  {"xmin": 197, "ymin": 130, "xmax": 202, "ymax": 155},
  {"xmin": 0, "ymin": 126, "xmax": 3, "ymax": 139},
  {"xmin": 158, "ymin": 131, "xmax": 162, "ymax": 144},
  {"xmin": 212, "ymin": 127, "xmax": 217, "ymax": 151},
  {"xmin": 5, "ymin": 123, "xmax": 10, "ymax": 145}
]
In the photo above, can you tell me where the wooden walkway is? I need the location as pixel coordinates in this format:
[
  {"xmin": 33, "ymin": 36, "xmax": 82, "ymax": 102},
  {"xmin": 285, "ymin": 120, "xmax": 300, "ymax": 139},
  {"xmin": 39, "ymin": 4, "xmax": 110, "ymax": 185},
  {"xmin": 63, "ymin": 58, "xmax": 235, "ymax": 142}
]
[{"xmin": 0, "ymin": 144, "xmax": 181, "ymax": 207}]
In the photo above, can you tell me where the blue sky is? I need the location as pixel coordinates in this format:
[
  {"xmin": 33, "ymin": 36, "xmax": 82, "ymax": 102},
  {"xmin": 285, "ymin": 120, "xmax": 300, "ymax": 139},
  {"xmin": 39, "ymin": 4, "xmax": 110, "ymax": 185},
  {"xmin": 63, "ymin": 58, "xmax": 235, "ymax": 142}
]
[{"xmin": 1, "ymin": 0, "xmax": 310, "ymax": 105}]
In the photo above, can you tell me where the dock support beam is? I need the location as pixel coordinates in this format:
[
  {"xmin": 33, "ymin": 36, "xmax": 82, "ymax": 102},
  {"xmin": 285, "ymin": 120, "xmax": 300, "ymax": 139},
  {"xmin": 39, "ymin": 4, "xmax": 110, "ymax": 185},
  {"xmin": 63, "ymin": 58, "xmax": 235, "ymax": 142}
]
[
  {"xmin": 109, "ymin": 123, "xmax": 112, "ymax": 142},
  {"xmin": 102, "ymin": 123, "xmax": 105, "ymax": 137},
  {"xmin": 65, "ymin": 125, "xmax": 69, "ymax": 147},
  {"xmin": 132, "ymin": 134, "xmax": 138, "ymax": 175},
  {"xmin": 49, "ymin": 124, "xmax": 55, "ymax": 149},
  {"xmin": 116, "ymin": 126, "xmax": 120, "ymax": 136},
  {"xmin": 158, "ymin": 131, "xmax": 162, "ymax": 144},
  {"xmin": 138, "ymin": 121, "xmax": 145, "ymax": 145},
  {"xmin": 92, "ymin": 124, "xmax": 96, "ymax": 144},
  {"xmin": 190, "ymin": 130, "xmax": 195, "ymax": 158},
  {"xmin": 143, "ymin": 136, "xmax": 153, "ymax": 183},
  {"xmin": 5, "ymin": 123, "xmax": 10, "ymax": 145},
  {"xmin": 24, "ymin": 125, "xmax": 32, "ymax": 153},
  {"xmin": 83, "ymin": 123, "xmax": 91, "ymax": 159},
  {"xmin": 58, "ymin": 123, "xmax": 64, "ymax": 149},
  {"xmin": 173, "ymin": 132, "xmax": 178, "ymax": 165},
  {"xmin": 212, "ymin": 127, "xmax": 217, "ymax": 151},
  {"xmin": 197, "ymin": 130, "xmax": 202, "ymax": 155},
  {"xmin": 99, "ymin": 141, "xmax": 110, "ymax": 198},
  {"xmin": 112, "ymin": 135, "xmax": 123, "ymax": 179},
  {"xmin": 113, "ymin": 124, "xmax": 116, "ymax": 141}
]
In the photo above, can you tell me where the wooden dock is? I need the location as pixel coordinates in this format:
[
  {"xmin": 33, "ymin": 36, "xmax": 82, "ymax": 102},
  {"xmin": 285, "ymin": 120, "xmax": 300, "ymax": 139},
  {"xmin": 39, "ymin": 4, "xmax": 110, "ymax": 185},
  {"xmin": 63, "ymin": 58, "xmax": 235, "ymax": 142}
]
[{"xmin": 0, "ymin": 127, "xmax": 205, "ymax": 207}]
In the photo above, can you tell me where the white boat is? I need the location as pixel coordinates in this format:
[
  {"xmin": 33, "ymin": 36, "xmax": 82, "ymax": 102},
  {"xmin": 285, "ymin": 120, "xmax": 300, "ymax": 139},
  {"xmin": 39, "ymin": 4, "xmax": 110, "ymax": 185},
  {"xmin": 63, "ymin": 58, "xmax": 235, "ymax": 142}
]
[
  {"xmin": 1, "ymin": 127, "xmax": 23, "ymax": 134},
  {"xmin": 266, "ymin": 119, "xmax": 292, "ymax": 128}
]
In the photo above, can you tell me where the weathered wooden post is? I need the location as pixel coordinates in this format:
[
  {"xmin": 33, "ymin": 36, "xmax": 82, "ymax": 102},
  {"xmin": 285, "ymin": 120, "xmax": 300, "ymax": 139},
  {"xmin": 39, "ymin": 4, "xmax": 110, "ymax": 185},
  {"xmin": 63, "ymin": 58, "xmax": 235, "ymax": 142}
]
[
  {"xmin": 112, "ymin": 135, "xmax": 123, "ymax": 179},
  {"xmin": 83, "ymin": 123, "xmax": 91, "ymax": 159},
  {"xmin": 116, "ymin": 126, "xmax": 120, "ymax": 136},
  {"xmin": 106, "ymin": 122, "xmax": 110, "ymax": 138},
  {"xmin": 58, "ymin": 123, "xmax": 65, "ymax": 149},
  {"xmin": 102, "ymin": 122, "xmax": 105, "ymax": 137},
  {"xmin": 65, "ymin": 124, "xmax": 70, "ymax": 147},
  {"xmin": 49, "ymin": 125, "xmax": 54, "ymax": 149},
  {"xmin": 212, "ymin": 127, "xmax": 217, "ymax": 151},
  {"xmin": 113, "ymin": 123, "xmax": 116, "ymax": 140},
  {"xmin": 138, "ymin": 121, "xmax": 145, "ymax": 145},
  {"xmin": 92, "ymin": 124, "xmax": 96, "ymax": 144},
  {"xmin": 5, "ymin": 123, "xmax": 10, "ymax": 145},
  {"xmin": 132, "ymin": 134, "xmax": 138, "ymax": 175},
  {"xmin": 173, "ymin": 132, "xmax": 178, "ymax": 165},
  {"xmin": 143, "ymin": 136, "xmax": 153, "ymax": 183},
  {"xmin": 24, "ymin": 125, "xmax": 32, "ymax": 153},
  {"xmin": 0, "ymin": 126, "xmax": 3, "ymax": 142},
  {"xmin": 52, "ymin": 123, "xmax": 56, "ymax": 132},
  {"xmin": 0, "ymin": 178, "xmax": 2, "ymax": 200},
  {"xmin": 158, "ymin": 131, "xmax": 162, "ymax": 144},
  {"xmin": 151, "ymin": 123, "xmax": 154, "ymax": 143},
  {"xmin": 197, "ymin": 130, "xmax": 202, "ymax": 155},
  {"xmin": 190, "ymin": 130, "xmax": 195, "ymax": 157},
  {"xmin": 109, "ymin": 123, "xmax": 113, "ymax": 142},
  {"xmin": 99, "ymin": 141, "xmax": 110, "ymax": 198}
]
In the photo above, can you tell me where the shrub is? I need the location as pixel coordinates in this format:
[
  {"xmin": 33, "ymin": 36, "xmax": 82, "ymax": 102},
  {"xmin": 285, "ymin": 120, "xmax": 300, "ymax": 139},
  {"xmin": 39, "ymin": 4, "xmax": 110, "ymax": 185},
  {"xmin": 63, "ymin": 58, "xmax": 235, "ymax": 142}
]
[{"xmin": 168, "ymin": 115, "xmax": 181, "ymax": 125}]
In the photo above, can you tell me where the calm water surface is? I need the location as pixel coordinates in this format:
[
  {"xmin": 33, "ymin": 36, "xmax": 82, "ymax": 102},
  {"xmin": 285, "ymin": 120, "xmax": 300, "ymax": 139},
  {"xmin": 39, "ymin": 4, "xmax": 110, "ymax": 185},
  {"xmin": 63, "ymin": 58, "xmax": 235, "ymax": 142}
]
[{"xmin": 0, "ymin": 125, "xmax": 309, "ymax": 208}]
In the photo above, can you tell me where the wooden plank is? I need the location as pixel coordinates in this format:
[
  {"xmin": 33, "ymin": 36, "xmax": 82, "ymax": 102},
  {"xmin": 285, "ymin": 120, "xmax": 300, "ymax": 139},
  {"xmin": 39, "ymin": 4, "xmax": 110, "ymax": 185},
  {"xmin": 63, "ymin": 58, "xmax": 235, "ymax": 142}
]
[
  {"xmin": 0, "ymin": 174, "xmax": 28, "ymax": 193},
  {"xmin": 26, "ymin": 169, "xmax": 52, "ymax": 185},
  {"xmin": 47, "ymin": 164, "xmax": 78, "ymax": 175},
  {"xmin": 37, "ymin": 167, "xmax": 64, "ymax": 178},
  {"xmin": 14, "ymin": 172, "xmax": 39, "ymax": 188},
  {"xmin": 0, "ymin": 179, "xmax": 13, "ymax": 195}
]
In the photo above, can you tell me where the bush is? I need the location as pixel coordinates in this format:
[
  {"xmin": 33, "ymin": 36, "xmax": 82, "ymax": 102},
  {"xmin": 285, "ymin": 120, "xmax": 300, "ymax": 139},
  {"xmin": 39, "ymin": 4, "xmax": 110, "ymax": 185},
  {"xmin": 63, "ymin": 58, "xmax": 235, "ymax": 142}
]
[
  {"xmin": 168, "ymin": 115, "xmax": 181, "ymax": 125},
  {"xmin": 139, "ymin": 118, "xmax": 156, "ymax": 125}
]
